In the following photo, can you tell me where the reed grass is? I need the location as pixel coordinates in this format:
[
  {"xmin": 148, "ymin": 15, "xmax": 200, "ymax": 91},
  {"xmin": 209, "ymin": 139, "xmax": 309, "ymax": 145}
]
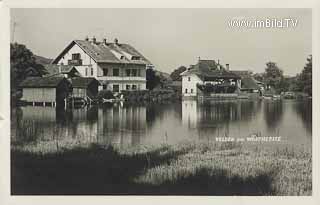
[{"xmin": 11, "ymin": 140, "xmax": 311, "ymax": 195}]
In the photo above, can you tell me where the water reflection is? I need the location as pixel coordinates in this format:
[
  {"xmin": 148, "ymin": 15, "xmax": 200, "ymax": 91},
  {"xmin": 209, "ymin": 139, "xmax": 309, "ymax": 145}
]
[
  {"xmin": 293, "ymin": 99, "xmax": 312, "ymax": 135},
  {"xmin": 12, "ymin": 99, "xmax": 312, "ymax": 147},
  {"xmin": 263, "ymin": 100, "xmax": 284, "ymax": 131}
]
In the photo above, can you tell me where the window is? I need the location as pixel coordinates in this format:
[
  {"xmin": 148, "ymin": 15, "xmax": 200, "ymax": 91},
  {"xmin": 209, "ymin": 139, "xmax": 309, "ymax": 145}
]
[
  {"xmin": 103, "ymin": 84, "xmax": 107, "ymax": 90},
  {"xmin": 113, "ymin": 68, "xmax": 119, "ymax": 76},
  {"xmin": 185, "ymin": 89, "xmax": 188, "ymax": 93},
  {"xmin": 191, "ymin": 89, "xmax": 193, "ymax": 93},
  {"xmin": 132, "ymin": 56, "xmax": 140, "ymax": 60},
  {"xmin": 126, "ymin": 84, "xmax": 131, "ymax": 90},
  {"xmin": 126, "ymin": 69, "xmax": 131, "ymax": 76},
  {"xmin": 85, "ymin": 67, "xmax": 88, "ymax": 76},
  {"xmin": 132, "ymin": 69, "xmax": 137, "ymax": 77},
  {"xmin": 72, "ymin": 53, "xmax": 81, "ymax": 60},
  {"xmin": 113, "ymin": 84, "xmax": 119, "ymax": 92},
  {"xmin": 132, "ymin": 84, "xmax": 137, "ymax": 90},
  {"xmin": 188, "ymin": 77, "xmax": 191, "ymax": 81},
  {"xmin": 91, "ymin": 67, "xmax": 94, "ymax": 76},
  {"xmin": 103, "ymin": 68, "xmax": 108, "ymax": 76}
]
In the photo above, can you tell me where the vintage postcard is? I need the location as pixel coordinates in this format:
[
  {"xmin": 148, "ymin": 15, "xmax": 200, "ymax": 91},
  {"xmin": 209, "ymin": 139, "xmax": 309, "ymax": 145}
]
[{"xmin": 0, "ymin": 0, "xmax": 319, "ymax": 205}]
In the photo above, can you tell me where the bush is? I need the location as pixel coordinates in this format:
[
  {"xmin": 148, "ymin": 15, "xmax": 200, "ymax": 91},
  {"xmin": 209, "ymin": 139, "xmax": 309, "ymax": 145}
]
[{"xmin": 97, "ymin": 90, "xmax": 114, "ymax": 100}]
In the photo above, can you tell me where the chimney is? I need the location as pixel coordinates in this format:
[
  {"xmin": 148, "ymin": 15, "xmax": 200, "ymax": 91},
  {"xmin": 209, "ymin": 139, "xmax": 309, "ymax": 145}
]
[
  {"xmin": 92, "ymin": 36, "xmax": 96, "ymax": 44},
  {"xmin": 85, "ymin": 36, "xmax": 89, "ymax": 41},
  {"xmin": 103, "ymin": 38, "xmax": 107, "ymax": 45},
  {"xmin": 217, "ymin": 59, "xmax": 220, "ymax": 70},
  {"xmin": 114, "ymin": 38, "xmax": 119, "ymax": 45},
  {"xmin": 226, "ymin": 64, "xmax": 230, "ymax": 71},
  {"xmin": 59, "ymin": 64, "xmax": 62, "ymax": 73}
]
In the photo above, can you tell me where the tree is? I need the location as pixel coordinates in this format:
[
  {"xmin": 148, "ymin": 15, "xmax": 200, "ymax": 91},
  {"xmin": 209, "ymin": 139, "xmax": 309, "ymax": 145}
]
[
  {"xmin": 10, "ymin": 43, "xmax": 47, "ymax": 91},
  {"xmin": 263, "ymin": 62, "xmax": 283, "ymax": 91},
  {"xmin": 299, "ymin": 55, "xmax": 312, "ymax": 96},
  {"xmin": 146, "ymin": 68, "xmax": 160, "ymax": 90},
  {"xmin": 170, "ymin": 66, "xmax": 187, "ymax": 81}
]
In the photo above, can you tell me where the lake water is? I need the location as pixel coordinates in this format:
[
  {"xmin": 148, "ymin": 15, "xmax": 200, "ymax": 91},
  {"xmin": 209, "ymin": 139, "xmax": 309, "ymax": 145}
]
[{"xmin": 11, "ymin": 99, "xmax": 312, "ymax": 148}]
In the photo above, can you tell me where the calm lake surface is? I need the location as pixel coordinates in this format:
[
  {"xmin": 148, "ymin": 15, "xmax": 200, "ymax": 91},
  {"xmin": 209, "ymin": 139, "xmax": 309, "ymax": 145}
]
[{"xmin": 11, "ymin": 99, "xmax": 312, "ymax": 148}]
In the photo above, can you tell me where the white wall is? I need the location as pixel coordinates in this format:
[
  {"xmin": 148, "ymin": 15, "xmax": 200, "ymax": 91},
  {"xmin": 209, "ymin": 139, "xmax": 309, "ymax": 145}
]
[
  {"xmin": 182, "ymin": 74, "xmax": 203, "ymax": 97},
  {"xmin": 57, "ymin": 43, "xmax": 98, "ymax": 77}
]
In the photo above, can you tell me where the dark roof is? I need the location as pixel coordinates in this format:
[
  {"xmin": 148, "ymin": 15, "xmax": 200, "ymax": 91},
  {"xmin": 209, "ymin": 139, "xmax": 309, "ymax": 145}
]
[
  {"xmin": 52, "ymin": 40, "xmax": 151, "ymax": 65},
  {"xmin": 182, "ymin": 60, "xmax": 241, "ymax": 79},
  {"xmin": 241, "ymin": 77, "xmax": 260, "ymax": 90},
  {"xmin": 71, "ymin": 77, "xmax": 100, "ymax": 88},
  {"xmin": 230, "ymin": 70, "xmax": 252, "ymax": 77},
  {"xmin": 19, "ymin": 77, "xmax": 68, "ymax": 88},
  {"xmin": 44, "ymin": 64, "xmax": 77, "ymax": 77}
]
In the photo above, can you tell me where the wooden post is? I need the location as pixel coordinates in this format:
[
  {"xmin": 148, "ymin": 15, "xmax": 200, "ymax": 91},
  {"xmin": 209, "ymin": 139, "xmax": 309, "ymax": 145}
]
[
  {"xmin": 32, "ymin": 102, "xmax": 35, "ymax": 106},
  {"xmin": 43, "ymin": 102, "xmax": 45, "ymax": 106},
  {"xmin": 64, "ymin": 99, "xmax": 67, "ymax": 109}
]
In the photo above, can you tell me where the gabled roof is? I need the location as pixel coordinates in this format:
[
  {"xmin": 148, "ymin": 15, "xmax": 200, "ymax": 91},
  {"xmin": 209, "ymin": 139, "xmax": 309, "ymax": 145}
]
[
  {"xmin": 181, "ymin": 60, "xmax": 241, "ymax": 79},
  {"xmin": 19, "ymin": 77, "xmax": 69, "ymax": 88},
  {"xmin": 71, "ymin": 77, "xmax": 100, "ymax": 88},
  {"xmin": 44, "ymin": 64, "xmax": 78, "ymax": 77},
  {"xmin": 230, "ymin": 70, "xmax": 252, "ymax": 77},
  {"xmin": 241, "ymin": 77, "xmax": 260, "ymax": 90},
  {"xmin": 52, "ymin": 40, "xmax": 151, "ymax": 65}
]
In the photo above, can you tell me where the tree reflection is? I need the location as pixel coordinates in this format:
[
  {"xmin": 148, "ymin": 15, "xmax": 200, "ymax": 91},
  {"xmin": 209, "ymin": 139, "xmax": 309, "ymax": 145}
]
[
  {"xmin": 293, "ymin": 100, "xmax": 312, "ymax": 135},
  {"xmin": 263, "ymin": 100, "xmax": 284, "ymax": 131}
]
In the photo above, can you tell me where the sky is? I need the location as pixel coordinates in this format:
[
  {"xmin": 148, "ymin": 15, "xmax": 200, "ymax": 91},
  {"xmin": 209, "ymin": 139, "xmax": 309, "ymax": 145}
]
[{"xmin": 11, "ymin": 8, "xmax": 311, "ymax": 76}]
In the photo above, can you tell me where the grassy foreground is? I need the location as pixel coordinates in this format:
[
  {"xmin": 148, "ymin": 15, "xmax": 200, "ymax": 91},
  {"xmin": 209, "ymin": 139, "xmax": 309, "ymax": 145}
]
[{"xmin": 11, "ymin": 141, "xmax": 311, "ymax": 195}]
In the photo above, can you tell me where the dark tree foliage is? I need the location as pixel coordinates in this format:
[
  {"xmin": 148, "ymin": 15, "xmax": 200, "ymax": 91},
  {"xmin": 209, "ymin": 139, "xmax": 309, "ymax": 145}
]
[
  {"xmin": 263, "ymin": 62, "xmax": 283, "ymax": 89},
  {"xmin": 10, "ymin": 43, "xmax": 48, "ymax": 90},
  {"xmin": 297, "ymin": 55, "xmax": 312, "ymax": 96},
  {"xmin": 170, "ymin": 66, "xmax": 187, "ymax": 81},
  {"xmin": 146, "ymin": 68, "xmax": 161, "ymax": 90},
  {"xmin": 287, "ymin": 55, "xmax": 312, "ymax": 96},
  {"xmin": 299, "ymin": 55, "xmax": 312, "ymax": 96}
]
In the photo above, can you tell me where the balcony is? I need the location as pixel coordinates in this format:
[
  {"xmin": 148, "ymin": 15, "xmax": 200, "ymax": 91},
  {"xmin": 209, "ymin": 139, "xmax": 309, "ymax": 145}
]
[
  {"xmin": 68, "ymin": 59, "xmax": 83, "ymax": 66},
  {"xmin": 97, "ymin": 76, "xmax": 146, "ymax": 82}
]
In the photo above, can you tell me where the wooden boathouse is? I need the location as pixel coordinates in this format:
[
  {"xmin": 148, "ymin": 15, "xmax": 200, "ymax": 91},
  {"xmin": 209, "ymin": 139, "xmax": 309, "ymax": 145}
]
[
  {"xmin": 70, "ymin": 77, "xmax": 100, "ymax": 104},
  {"xmin": 19, "ymin": 76, "xmax": 72, "ymax": 106}
]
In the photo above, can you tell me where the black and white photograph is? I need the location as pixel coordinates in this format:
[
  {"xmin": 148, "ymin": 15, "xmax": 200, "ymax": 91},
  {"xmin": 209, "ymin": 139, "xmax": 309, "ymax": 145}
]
[{"xmin": 1, "ymin": 2, "xmax": 317, "ymax": 201}]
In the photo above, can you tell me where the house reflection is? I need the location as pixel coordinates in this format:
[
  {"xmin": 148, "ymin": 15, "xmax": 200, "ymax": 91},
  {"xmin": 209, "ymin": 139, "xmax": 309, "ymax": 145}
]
[
  {"xmin": 15, "ymin": 104, "xmax": 147, "ymax": 146},
  {"xmin": 182, "ymin": 100, "xmax": 261, "ymax": 138},
  {"xmin": 97, "ymin": 104, "xmax": 147, "ymax": 146}
]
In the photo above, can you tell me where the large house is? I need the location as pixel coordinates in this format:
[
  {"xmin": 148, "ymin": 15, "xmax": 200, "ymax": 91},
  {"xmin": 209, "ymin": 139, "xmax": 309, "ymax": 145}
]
[
  {"xmin": 51, "ymin": 37, "xmax": 153, "ymax": 92},
  {"xmin": 180, "ymin": 59, "xmax": 260, "ymax": 98}
]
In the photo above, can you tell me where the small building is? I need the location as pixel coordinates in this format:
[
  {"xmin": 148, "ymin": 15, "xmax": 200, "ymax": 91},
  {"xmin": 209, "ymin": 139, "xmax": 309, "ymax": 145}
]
[
  {"xmin": 19, "ymin": 77, "xmax": 72, "ymax": 106},
  {"xmin": 51, "ymin": 37, "xmax": 154, "ymax": 92},
  {"xmin": 70, "ymin": 77, "xmax": 100, "ymax": 99},
  {"xmin": 230, "ymin": 70, "xmax": 260, "ymax": 93},
  {"xmin": 180, "ymin": 59, "xmax": 241, "ymax": 98}
]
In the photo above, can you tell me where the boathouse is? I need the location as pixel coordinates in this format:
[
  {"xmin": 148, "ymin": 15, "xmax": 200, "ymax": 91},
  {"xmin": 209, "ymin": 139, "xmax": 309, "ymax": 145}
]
[
  {"xmin": 19, "ymin": 77, "xmax": 72, "ymax": 106},
  {"xmin": 70, "ymin": 77, "xmax": 100, "ymax": 99}
]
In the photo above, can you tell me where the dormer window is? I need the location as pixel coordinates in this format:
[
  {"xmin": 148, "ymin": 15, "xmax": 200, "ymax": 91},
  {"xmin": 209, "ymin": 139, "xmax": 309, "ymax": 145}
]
[
  {"xmin": 120, "ymin": 56, "xmax": 125, "ymax": 60},
  {"xmin": 131, "ymin": 56, "xmax": 140, "ymax": 60}
]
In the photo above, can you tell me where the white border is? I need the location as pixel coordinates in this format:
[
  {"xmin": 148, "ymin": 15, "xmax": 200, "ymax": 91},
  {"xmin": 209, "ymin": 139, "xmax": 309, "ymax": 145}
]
[{"xmin": 0, "ymin": 0, "xmax": 319, "ymax": 205}]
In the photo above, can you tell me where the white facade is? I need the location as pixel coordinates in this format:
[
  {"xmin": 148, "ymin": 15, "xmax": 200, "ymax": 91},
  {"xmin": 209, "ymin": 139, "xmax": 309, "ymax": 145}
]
[
  {"xmin": 181, "ymin": 74, "xmax": 203, "ymax": 97},
  {"xmin": 55, "ymin": 42, "xmax": 147, "ymax": 92}
]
